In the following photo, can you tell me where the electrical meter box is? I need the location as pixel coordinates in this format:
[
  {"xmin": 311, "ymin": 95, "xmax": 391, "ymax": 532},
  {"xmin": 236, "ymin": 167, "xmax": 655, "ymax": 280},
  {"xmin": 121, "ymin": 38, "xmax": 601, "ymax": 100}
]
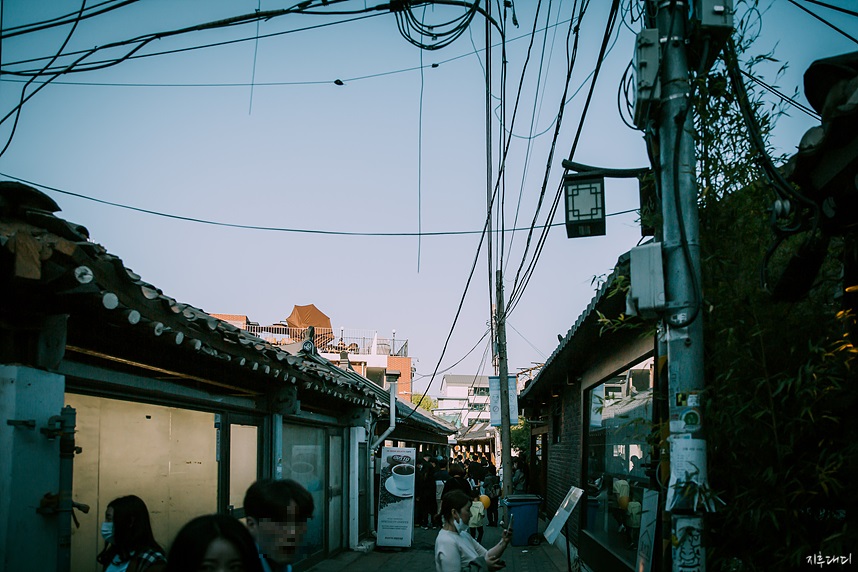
[
  {"xmin": 628, "ymin": 242, "xmax": 665, "ymax": 319},
  {"xmin": 692, "ymin": 0, "xmax": 733, "ymax": 30},
  {"xmin": 634, "ymin": 28, "xmax": 660, "ymax": 129}
]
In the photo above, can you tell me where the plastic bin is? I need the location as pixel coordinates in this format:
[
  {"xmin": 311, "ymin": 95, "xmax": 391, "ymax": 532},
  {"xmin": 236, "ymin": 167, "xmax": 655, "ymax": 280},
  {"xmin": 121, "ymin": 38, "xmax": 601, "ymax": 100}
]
[{"xmin": 501, "ymin": 494, "xmax": 542, "ymax": 546}]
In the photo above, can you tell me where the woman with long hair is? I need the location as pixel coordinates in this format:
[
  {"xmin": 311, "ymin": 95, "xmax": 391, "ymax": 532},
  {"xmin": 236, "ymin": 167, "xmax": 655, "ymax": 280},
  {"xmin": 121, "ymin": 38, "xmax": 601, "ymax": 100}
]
[
  {"xmin": 434, "ymin": 489, "xmax": 510, "ymax": 572},
  {"xmin": 166, "ymin": 514, "xmax": 263, "ymax": 572},
  {"xmin": 97, "ymin": 495, "xmax": 166, "ymax": 572}
]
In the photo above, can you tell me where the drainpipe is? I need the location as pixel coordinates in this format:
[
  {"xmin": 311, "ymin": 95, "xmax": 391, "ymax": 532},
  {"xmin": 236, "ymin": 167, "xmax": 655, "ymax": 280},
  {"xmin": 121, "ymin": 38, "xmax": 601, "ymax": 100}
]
[{"xmin": 368, "ymin": 371, "xmax": 400, "ymax": 537}]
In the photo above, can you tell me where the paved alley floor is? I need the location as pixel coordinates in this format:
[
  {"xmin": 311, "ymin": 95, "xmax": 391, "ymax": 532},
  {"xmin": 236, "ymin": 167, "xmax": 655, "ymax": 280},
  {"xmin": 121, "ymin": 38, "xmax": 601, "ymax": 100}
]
[{"xmin": 307, "ymin": 520, "xmax": 574, "ymax": 572}]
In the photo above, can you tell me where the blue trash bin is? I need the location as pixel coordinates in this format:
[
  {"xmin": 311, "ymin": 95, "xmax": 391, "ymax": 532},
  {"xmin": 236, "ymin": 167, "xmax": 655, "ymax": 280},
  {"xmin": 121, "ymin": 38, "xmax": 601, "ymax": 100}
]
[{"xmin": 501, "ymin": 494, "xmax": 542, "ymax": 546}]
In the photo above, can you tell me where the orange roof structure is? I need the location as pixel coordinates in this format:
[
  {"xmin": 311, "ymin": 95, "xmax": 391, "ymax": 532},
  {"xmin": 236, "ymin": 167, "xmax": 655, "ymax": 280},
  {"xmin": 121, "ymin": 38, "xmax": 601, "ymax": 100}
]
[{"xmin": 285, "ymin": 304, "xmax": 332, "ymax": 330}]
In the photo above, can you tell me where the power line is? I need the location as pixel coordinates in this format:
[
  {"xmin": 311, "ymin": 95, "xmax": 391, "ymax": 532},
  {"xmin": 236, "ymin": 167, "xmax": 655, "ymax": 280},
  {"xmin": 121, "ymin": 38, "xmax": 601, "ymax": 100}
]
[
  {"xmin": 0, "ymin": 171, "xmax": 637, "ymax": 238},
  {"xmin": 739, "ymin": 69, "xmax": 821, "ymax": 121},
  {"xmin": 787, "ymin": 0, "xmax": 858, "ymax": 44},
  {"xmin": 798, "ymin": 0, "xmax": 858, "ymax": 18}
]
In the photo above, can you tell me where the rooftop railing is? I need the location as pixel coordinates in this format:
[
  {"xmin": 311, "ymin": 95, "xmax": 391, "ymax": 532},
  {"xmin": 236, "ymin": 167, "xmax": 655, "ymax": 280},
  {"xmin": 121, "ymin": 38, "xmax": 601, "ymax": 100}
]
[{"xmin": 244, "ymin": 325, "xmax": 408, "ymax": 357}]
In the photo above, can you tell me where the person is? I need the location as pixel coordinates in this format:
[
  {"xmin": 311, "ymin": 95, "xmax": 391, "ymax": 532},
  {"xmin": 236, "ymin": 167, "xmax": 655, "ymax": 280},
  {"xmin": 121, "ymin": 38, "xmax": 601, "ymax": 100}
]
[
  {"xmin": 467, "ymin": 454, "xmax": 485, "ymax": 488},
  {"xmin": 418, "ymin": 456, "xmax": 439, "ymax": 528},
  {"xmin": 433, "ymin": 458, "xmax": 451, "ymax": 523},
  {"xmin": 166, "ymin": 514, "xmax": 263, "ymax": 572},
  {"xmin": 442, "ymin": 464, "xmax": 473, "ymax": 499},
  {"xmin": 435, "ymin": 489, "xmax": 510, "ymax": 572},
  {"xmin": 244, "ymin": 479, "xmax": 314, "ymax": 572},
  {"xmin": 481, "ymin": 465, "xmax": 500, "ymax": 527},
  {"xmin": 97, "ymin": 495, "xmax": 166, "ymax": 572},
  {"xmin": 511, "ymin": 460, "xmax": 527, "ymax": 494},
  {"xmin": 468, "ymin": 492, "xmax": 487, "ymax": 544}
]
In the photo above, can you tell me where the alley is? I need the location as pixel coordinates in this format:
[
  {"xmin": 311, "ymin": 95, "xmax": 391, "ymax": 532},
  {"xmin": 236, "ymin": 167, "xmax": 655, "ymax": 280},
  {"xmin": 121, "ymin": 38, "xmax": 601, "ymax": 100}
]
[{"xmin": 308, "ymin": 520, "xmax": 572, "ymax": 572}]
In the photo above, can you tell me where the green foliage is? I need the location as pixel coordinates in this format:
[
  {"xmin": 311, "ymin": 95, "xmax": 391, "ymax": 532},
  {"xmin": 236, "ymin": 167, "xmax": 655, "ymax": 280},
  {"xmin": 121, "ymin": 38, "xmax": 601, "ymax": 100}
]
[
  {"xmin": 411, "ymin": 393, "xmax": 439, "ymax": 412},
  {"xmin": 691, "ymin": 4, "xmax": 858, "ymax": 567},
  {"xmin": 700, "ymin": 181, "xmax": 857, "ymax": 571},
  {"xmin": 510, "ymin": 419, "xmax": 531, "ymax": 457}
]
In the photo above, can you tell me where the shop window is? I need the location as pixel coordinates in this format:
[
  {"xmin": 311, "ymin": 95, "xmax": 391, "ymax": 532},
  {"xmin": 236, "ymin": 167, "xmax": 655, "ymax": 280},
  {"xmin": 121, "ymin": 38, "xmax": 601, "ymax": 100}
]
[
  {"xmin": 282, "ymin": 424, "xmax": 326, "ymax": 561},
  {"xmin": 584, "ymin": 363, "xmax": 654, "ymax": 567}
]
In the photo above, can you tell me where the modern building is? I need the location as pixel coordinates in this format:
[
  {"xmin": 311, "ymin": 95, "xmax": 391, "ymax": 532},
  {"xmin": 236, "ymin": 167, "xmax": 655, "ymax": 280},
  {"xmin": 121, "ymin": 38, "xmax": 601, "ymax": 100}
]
[
  {"xmin": 218, "ymin": 310, "xmax": 414, "ymax": 400},
  {"xmin": 433, "ymin": 374, "xmax": 491, "ymax": 428}
]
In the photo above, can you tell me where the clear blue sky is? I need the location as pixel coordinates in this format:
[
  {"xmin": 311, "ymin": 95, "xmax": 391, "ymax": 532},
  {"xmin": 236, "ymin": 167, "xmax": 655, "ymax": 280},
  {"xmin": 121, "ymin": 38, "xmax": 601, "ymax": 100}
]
[{"xmin": 1, "ymin": 1, "xmax": 855, "ymax": 397}]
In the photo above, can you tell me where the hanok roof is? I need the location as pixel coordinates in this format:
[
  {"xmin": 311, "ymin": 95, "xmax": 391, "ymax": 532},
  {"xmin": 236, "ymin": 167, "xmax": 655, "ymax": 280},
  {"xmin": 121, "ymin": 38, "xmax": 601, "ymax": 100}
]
[
  {"xmin": 520, "ymin": 250, "xmax": 634, "ymax": 402},
  {"xmin": 457, "ymin": 421, "xmax": 495, "ymax": 443},
  {"xmin": 0, "ymin": 182, "xmax": 378, "ymax": 412}
]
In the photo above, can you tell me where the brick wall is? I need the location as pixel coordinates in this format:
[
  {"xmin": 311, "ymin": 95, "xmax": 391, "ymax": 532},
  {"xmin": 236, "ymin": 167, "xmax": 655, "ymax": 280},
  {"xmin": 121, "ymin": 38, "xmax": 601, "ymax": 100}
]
[
  {"xmin": 387, "ymin": 356, "xmax": 412, "ymax": 397},
  {"xmin": 544, "ymin": 382, "xmax": 583, "ymax": 542}
]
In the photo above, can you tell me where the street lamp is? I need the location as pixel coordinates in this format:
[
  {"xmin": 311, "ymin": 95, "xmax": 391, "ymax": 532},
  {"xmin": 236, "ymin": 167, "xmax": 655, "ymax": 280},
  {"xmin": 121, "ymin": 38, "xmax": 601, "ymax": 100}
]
[
  {"xmin": 563, "ymin": 173, "xmax": 606, "ymax": 238},
  {"xmin": 561, "ymin": 160, "xmax": 652, "ymax": 239}
]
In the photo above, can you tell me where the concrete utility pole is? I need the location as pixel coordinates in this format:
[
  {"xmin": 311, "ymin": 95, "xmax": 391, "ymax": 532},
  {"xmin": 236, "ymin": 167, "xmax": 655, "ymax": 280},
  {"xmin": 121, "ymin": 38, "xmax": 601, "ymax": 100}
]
[
  {"xmin": 496, "ymin": 269, "xmax": 514, "ymax": 499},
  {"xmin": 655, "ymin": 2, "xmax": 710, "ymax": 570}
]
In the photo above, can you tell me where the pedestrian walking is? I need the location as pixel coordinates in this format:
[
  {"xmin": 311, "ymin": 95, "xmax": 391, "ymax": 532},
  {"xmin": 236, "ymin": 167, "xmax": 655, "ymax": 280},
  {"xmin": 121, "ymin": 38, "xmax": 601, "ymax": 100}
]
[
  {"xmin": 97, "ymin": 495, "xmax": 166, "ymax": 572},
  {"xmin": 512, "ymin": 460, "xmax": 527, "ymax": 494},
  {"xmin": 442, "ymin": 464, "xmax": 473, "ymax": 499},
  {"xmin": 434, "ymin": 489, "xmax": 511, "ymax": 572},
  {"xmin": 468, "ymin": 492, "xmax": 487, "ymax": 544},
  {"xmin": 482, "ymin": 465, "xmax": 500, "ymax": 527},
  {"xmin": 166, "ymin": 514, "xmax": 263, "ymax": 572}
]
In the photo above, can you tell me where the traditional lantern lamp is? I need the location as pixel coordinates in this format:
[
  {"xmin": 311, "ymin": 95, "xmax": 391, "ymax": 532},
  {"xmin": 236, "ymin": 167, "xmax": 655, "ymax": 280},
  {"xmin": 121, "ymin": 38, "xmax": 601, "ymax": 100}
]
[{"xmin": 563, "ymin": 173, "xmax": 606, "ymax": 238}]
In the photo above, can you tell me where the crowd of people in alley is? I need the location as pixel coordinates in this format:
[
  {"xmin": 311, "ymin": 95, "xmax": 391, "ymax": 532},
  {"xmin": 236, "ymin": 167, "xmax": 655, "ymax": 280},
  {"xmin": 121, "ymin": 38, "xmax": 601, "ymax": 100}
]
[
  {"xmin": 414, "ymin": 450, "xmax": 529, "ymax": 571},
  {"xmin": 96, "ymin": 479, "xmax": 313, "ymax": 572},
  {"xmin": 94, "ymin": 450, "xmax": 526, "ymax": 572}
]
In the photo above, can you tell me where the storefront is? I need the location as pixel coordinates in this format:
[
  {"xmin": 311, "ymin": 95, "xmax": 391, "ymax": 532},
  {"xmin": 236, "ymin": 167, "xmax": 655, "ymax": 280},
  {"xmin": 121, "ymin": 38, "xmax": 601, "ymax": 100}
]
[{"xmin": 519, "ymin": 252, "xmax": 660, "ymax": 571}]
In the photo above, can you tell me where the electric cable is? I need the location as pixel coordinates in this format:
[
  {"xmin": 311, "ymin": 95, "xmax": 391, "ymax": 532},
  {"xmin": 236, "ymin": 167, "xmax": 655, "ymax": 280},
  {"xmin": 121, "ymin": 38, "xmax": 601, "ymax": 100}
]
[
  {"xmin": 505, "ymin": 0, "xmax": 589, "ymax": 309},
  {"xmin": 2, "ymin": 11, "xmax": 384, "ymax": 71},
  {"xmin": 1, "ymin": 0, "xmax": 359, "ymax": 76},
  {"xmin": 507, "ymin": 0, "xmax": 621, "ymax": 318},
  {"xmin": 417, "ymin": 18, "xmax": 425, "ymax": 272},
  {"xmin": 798, "ymin": 0, "xmax": 858, "ymax": 18},
  {"xmin": 412, "ymin": 328, "xmax": 491, "ymax": 379},
  {"xmin": 248, "ymin": 0, "xmax": 262, "ymax": 115},
  {"xmin": 0, "ymin": 0, "xmax": 87, "ymax": 159},
  {"xmin": 504, "ymin": 0, "xmax": 553, "ymax": 270},
  {"xmin": 507, "ymin": 321, "xmax": 547, "ymax": 359},
  {"xmin": 0, "ymin": 0, "xmax": 140, "ymax": 39},
  {"xmin": 787, "ymin": 0, "xmax": 858, "ymax": 45},
  {"xmin": 397, "ymin": 200, "xmax": 495, "ymax": 425},
  {"xmin": 739, "ymin": 69, "xmax": 821, "ymax": 121},
  {"xmin": 0, "ymin": 172, "xmax": 637, "ymax": 236}
]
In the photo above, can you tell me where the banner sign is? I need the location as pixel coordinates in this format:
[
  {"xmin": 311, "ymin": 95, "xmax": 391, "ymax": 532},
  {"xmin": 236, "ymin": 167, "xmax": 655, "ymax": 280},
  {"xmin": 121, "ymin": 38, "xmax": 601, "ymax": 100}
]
[
  {"xmin": 489, "ymin": 375, "xmax": 519, "ymax": 427},
  {"xmin": 377, "ymin": 447, "xmax": 416, "ymax": 547}
]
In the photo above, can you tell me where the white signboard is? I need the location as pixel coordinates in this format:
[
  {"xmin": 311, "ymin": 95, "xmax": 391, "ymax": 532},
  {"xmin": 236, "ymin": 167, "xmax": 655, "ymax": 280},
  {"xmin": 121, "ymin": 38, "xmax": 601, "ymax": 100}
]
[
  {"xmin": 635, "ymin": 489, "xmax": 659, "ymax": 572},
  {"xmin": 489, "ymin": 375, "xmax": 519, "ymax": 427},
  {"xmin": 377, "ymin": 447, "xmax": 416, "ymax": 547},
  {"xmin": 543, "ymin": 486, "xmax": 584, "ymax": 544}
]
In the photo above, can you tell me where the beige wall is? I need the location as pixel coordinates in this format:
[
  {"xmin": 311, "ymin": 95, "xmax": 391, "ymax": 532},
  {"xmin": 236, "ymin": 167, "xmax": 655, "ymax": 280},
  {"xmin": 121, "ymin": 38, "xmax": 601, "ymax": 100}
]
[{"xmin": 66, "ymin": 395, "xmax": 218, "ymax": 571}]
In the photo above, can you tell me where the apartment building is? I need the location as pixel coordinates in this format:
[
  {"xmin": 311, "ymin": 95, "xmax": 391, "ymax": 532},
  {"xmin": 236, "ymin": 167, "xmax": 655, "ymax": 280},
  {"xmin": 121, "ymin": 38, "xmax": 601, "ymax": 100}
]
[{"xmin": 433, "ymin": 374, "xmax": 491, "ymax": 428}]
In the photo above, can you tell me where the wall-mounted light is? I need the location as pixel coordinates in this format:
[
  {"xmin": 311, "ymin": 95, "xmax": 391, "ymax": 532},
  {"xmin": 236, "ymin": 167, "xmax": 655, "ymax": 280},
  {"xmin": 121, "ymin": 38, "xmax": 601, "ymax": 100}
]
[{"xmin": 563, "ymin": 173, "xmax": 606, "ymax": 238}]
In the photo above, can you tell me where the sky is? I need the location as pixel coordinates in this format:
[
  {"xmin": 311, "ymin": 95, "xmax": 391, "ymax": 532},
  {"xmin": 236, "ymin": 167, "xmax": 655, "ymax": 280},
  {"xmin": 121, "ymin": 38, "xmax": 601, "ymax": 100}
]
[{"xmin": 1, "ymin": 0, "xmax": 855, "ymax": 398}]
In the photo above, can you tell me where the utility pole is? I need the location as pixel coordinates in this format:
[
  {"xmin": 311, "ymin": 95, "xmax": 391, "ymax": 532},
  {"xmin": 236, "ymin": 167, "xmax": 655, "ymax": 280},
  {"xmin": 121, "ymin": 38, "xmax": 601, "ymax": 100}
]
[
  {"xmin": 496, "ymin": 269, "xmax": 513, "ymax": 499},
  {"xmin": 655, "ymin": 2, "xmax": 710, "ymax": 570}
]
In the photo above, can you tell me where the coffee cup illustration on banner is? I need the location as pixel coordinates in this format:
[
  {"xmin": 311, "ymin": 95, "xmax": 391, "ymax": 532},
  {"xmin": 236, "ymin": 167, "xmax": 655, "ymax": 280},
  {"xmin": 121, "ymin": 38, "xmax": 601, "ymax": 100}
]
[{"xmin": 391, "ymin": 463, "xmax": 415, "ymax": 492}]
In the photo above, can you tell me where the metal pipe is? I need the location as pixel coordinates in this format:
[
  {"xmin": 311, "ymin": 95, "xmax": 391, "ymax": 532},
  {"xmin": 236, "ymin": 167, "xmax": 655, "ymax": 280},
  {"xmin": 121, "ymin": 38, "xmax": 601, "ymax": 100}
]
[{"xmin": 368, "ymin": 373, "xmax": 399, "ymax": 536}]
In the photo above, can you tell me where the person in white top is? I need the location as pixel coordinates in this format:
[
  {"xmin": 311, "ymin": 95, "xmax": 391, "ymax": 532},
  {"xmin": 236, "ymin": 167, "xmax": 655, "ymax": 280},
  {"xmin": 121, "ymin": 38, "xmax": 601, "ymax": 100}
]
[{"xmin": 434, "ymin": 489, "xmax": 511, "ymax": 572}]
